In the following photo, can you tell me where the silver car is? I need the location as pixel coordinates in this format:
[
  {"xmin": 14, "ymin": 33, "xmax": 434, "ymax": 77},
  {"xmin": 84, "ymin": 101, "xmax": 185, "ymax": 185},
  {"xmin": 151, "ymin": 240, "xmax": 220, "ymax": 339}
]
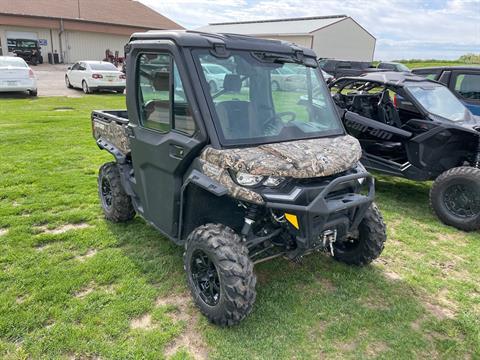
[{"xmin": 0, "ymin": 56, "xmax": 37, "ymax": 96}]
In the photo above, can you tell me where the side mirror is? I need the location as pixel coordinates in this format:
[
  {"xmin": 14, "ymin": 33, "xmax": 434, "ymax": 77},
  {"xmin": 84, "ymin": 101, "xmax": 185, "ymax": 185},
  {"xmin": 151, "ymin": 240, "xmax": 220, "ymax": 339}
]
[{"xmin": 67, "ymin": 66, "xmax": 72, "ymax": 70}]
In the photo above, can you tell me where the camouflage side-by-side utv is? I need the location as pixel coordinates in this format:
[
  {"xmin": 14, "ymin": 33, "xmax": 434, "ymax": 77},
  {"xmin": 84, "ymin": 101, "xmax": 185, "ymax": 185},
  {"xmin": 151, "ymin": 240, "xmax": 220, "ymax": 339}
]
[{"xmin": 92, "ymin": 30, "xmax": 387, "ymax": 326}]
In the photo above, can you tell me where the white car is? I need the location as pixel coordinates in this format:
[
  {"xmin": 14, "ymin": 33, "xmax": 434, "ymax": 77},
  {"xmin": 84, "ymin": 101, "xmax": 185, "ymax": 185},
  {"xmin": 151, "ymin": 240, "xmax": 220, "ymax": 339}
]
[
  {"xmin": 0, "ymin": 56, "xmax": 37, "ymax": 96},
  {"xmin": 201, "ymin": 63, "xmax": 231, "ymax": 93},
  {"xmin": 65, "ymin": 61, "xmax": 126, "ymax": 94}
]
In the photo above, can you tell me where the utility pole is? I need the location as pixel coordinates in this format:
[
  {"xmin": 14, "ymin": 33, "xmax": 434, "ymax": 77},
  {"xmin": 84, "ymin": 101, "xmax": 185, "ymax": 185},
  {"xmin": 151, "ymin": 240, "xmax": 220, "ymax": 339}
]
[{"xmin": 77, "ymin": 0, "xmax": 81, "ymax": 18}]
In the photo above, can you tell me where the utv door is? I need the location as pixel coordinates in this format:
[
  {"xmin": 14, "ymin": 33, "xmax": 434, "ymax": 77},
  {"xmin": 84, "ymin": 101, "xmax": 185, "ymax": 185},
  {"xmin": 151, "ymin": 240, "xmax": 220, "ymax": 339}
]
[{"xmin": 127, "ymin": 47, "xmax": 204, "ymax": 239}]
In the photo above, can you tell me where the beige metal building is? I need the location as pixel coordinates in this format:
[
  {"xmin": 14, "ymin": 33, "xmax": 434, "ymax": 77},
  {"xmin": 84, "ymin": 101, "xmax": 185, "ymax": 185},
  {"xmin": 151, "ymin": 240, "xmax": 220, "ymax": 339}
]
[
  {"xmin": 198, "ymin": 16, "xmax": 376, "ymax": 62},
  {"xmin": 0, "ymin": 0, "xmax": 182, "ymax": 63}
]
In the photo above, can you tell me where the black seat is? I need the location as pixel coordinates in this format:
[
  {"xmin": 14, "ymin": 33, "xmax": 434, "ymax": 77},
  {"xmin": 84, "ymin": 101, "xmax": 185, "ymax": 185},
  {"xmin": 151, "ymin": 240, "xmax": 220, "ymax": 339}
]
[{"xmin": 215, "ymin": 101, "xmax": 251, "ymax": 139}]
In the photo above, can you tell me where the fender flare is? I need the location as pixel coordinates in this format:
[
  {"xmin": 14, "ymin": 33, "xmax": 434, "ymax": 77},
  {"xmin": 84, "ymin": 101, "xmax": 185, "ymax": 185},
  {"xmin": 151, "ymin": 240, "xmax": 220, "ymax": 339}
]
[
  {"xmin": 177, "ymin": 169, "xmax": 228, "ymax": 242},
  {"xmin": 96, "ymin": 138, "xmax": 127, "ymax": 164}
]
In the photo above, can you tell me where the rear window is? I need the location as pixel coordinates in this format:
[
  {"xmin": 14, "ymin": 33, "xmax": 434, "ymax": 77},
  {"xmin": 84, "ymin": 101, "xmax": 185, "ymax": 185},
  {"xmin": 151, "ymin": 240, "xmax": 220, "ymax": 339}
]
[
  {"xmin": 0, "ymin": 57, "xmax": 27, "ymax": 67},
  {"xmin": 89, "ymin": 63, "xmax": 118, "ymax": 71}
]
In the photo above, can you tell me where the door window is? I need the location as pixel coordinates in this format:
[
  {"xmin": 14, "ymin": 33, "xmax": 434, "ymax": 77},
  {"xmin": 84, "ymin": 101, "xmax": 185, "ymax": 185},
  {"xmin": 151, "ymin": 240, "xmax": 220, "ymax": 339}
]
[
  {"xmin": 137, "ymin": 53, "xmax": 195, "ymax": 135},
  {"xmin": 454, "ymin": 73, "xmax": 480, "ymax": 100},
  {"xmin": 71, "ymin": 63, "xmax": 80, "ymax": 70}
]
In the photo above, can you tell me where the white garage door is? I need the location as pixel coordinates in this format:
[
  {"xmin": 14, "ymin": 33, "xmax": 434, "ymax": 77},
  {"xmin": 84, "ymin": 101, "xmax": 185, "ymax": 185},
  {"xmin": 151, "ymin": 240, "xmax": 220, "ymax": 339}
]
[
  {"xmin": 64, "ymin": 31, "xmax": 129, "ymax": 63},
  {"xmin": 6, "ymin": 31, "xmax": 38, "ymax": 40}
]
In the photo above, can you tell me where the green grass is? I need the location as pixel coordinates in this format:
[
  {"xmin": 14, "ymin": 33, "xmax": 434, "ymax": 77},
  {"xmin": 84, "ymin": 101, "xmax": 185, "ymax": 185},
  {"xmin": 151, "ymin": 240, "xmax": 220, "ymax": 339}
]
[
  {"xmin": 399, "ymin": 60, "xmax": 480, "ymax": 69},
  {"xmin": 0, "ymin": 95, "xmax": 479, "ymax": 359}
]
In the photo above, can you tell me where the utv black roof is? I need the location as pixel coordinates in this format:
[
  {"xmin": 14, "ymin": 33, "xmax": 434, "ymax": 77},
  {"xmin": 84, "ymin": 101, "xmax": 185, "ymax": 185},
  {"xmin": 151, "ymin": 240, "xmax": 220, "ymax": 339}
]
[
  {"xmin": 129, "ymin": 30, "xmax": 317, "ymax": 57},
  {"xmin": 335, "ymin": 71, "xmax": 438, "ymax": 87}
]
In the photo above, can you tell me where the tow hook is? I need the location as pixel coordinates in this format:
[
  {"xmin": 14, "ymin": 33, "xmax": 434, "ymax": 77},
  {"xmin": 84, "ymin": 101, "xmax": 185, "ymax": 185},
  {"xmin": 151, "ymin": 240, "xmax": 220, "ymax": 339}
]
[{"xmin": 322, "ymin": 229, "xmax": 337, "ymax": 256}]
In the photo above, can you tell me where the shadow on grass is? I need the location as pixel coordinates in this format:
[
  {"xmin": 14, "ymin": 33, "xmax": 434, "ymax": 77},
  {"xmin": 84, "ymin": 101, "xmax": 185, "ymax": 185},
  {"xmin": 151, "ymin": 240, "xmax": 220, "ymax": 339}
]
[
  {"xmin": 107, "ymin": 217, "xmax": 438, "ymax": 359},
  {"xmin": 0, "ymin": 92, "xmax": 33, "ymax": 99}
]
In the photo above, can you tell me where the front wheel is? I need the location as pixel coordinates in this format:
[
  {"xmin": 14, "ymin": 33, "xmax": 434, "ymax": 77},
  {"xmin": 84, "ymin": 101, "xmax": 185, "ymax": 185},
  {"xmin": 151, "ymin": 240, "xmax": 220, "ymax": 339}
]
[
  {"xmin": 98, "ymin": 162, "xmax": 135, "ymax": 222},
  {"xmin": 430, "ymin": 166, "xmax": 480, "ymax": 231},
  {"xmin": 65, "ymin": 76, "xmax": 73, "ymax": 88},
  {"xmin": 184, "ymin": 224, "xmax": 256, "ymax": 326},
  {"xmin": 208, "ymin": 81, "xmax": 218, "ymax": 93},
  {"xmin": 332, "ymin": 203, "xmax": 387, "ymax": 266},
  {"xmin": 271, "ymin": 80, "xmax": 280, "ymax": 91}
]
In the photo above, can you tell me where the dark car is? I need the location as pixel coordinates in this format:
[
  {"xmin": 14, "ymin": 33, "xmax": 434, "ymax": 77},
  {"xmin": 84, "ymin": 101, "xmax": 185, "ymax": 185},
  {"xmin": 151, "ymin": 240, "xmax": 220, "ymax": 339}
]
[
  {"xmin": 318, "ymin": 59, "xmax": 384, "ymax": 79},
  {"xmin": 91, "ymin": 30, "xmax": 387, "ymax": 326},
  {"xmin": 411, "ymin": 66, "xmax": 480, "ymax": 115},
  {"xmin": 377, "ymin": 62, "xmax": 411, "ymax": 72},
  {"xmin": 7, "ymin": 38, "xmax": 43, "ymax": 65},
  {"xmin": 330, "ymin": 71, "xmax": 480, "ymax": 231}
]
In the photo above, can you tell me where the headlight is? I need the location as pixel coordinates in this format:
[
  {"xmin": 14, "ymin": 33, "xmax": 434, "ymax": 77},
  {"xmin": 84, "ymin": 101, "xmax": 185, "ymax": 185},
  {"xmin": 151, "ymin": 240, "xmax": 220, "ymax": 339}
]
[
  {"xmin": 263, "ymin": 176, "xmax": 285, "ymax": 187},
  {"xmin": 235, "ymin": 172, "xmax": 264, "ymax": 187}
]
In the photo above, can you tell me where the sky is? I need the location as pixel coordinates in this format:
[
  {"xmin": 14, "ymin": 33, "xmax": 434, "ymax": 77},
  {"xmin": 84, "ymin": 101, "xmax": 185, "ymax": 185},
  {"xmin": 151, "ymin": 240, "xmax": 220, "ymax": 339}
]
[{"xmin": 138, "ymin": 0, "xmax": 480, "ymax": 60}]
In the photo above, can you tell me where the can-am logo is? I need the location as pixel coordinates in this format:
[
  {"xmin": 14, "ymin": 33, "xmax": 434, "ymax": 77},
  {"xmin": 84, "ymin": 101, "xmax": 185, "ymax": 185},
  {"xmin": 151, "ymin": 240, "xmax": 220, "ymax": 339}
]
[{"xmin": 345, "ymin": 119, "xmax": 393, "ymax": 140}]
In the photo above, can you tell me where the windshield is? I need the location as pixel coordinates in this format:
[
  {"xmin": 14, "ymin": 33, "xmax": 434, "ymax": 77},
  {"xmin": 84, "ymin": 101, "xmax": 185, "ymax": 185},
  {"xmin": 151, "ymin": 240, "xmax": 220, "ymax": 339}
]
[
  {"xmin": 397, "ymin": 63, "xmax": 410, "ymax": 72},
  {"xmin": 89, "ymin": 63, "xmax": 118, "ymax": 71},
  {"xmin": 407, "ymin": 85, "xmax": 468, "ymax": 121},
  {"xmin": 0, "ymin": 57, "xmax": 27, "ymax": 67},
  {"xmin": 194, "ymin": 50, "xmax": 343, "ymax": 146}
]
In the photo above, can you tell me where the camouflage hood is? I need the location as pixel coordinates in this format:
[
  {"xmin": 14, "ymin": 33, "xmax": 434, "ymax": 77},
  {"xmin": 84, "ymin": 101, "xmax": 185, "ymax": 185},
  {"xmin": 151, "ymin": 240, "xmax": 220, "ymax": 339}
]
[{"xmin": 200, "ymin": 135, "xmax": 362, "ymax": 178}]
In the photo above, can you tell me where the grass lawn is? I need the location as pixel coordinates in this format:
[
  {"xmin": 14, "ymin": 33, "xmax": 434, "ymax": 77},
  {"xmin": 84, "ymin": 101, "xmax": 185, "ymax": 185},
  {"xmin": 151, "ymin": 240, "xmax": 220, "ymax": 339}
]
[
  {"xmin": 0, "ymin": 95, "xmax": 479, "ymax": 359},
  {"xmin": 400, "ymin": 61, "xmax": 480, "ymax": 69}
]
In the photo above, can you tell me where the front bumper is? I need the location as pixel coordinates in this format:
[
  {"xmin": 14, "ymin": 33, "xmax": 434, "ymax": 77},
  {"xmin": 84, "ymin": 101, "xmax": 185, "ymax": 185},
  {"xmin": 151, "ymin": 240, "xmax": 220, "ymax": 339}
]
[{"xmin": 263, "ymin": 171, "xmax": 374, "ymax": 250}]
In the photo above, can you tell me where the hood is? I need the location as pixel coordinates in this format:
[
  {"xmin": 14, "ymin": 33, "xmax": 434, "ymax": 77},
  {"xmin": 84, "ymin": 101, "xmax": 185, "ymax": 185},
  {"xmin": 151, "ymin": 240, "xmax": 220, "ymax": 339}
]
[{"xmin": 200, "ymin": 135, "xmax": 362, "ymax": 178}]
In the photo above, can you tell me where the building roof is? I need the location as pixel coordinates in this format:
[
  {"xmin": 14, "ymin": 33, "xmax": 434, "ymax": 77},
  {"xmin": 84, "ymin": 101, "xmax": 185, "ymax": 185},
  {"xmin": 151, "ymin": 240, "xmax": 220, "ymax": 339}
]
[
  {"xmin": 0, "ymin": 0, "xmax": 183, "ymax": 30},
  {"xmin": 197, "ymin": 15, "xmax": 348, "ymax": 36}
]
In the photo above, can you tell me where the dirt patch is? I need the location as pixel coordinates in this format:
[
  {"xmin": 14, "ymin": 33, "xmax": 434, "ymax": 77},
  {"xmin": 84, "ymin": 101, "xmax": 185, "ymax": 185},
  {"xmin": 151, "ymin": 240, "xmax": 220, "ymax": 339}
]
[
  {"xmin": 75, "ymin": 249, "xmax": 97, "ymax": 262},
  {"xmin": 411, "ymin": 319, "xmax": 421, "ymax": 331},
  {"xmin": 384, "ymin": 270, "xmax": 402, "ymax": 281},
  {"xmin": 424, "ymin": 301, "xmax": 455, "ymax": 320},
  {"xmin": 35, "ymin": 243, "xmax": 51, "ymax": 252},
  {"xmin": 130, "ymin": 313, "xmax": 153, "ymax": 330},
  {"xmin": 16, "ymin": 295, "xmax": 26, "ymax": 304},
  {"xmin": 75, "ymin": 282, "xmax": 95, "ymax": 299},
  {"xmin": 0, "ymin": 228, "xmax": 8, "ymax": 237},
  {"xmin": 362, "ymin": 296, "xmax": 390, "ymax": 311},
  {"xmin": 68, "ymin": 353, "xmax": 102, "ymax": 360},
  {"xmin": 316, "ymin": 276, "xmax": 336, "ymax": 292},
  {"xmin": 338, "ymin": 340, "xmax": 357, "ymax": 353},
  {"xmin": 37, "ymin": 223, "xmax": 90, "ymax": 235},
  {"xmin": 157, "ymin": 293, "xmax": 208, "ymax": 360},
  {"xmin": 366, "ymin": 341, "xmax": 389, "ymax": 356}
]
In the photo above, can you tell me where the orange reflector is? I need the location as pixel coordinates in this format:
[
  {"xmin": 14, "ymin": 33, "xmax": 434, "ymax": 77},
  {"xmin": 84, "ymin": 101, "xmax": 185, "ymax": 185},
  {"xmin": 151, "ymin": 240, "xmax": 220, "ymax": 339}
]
[{"xmin": 285, "ymin": 213, "xmax": 299, "ymax": 229}]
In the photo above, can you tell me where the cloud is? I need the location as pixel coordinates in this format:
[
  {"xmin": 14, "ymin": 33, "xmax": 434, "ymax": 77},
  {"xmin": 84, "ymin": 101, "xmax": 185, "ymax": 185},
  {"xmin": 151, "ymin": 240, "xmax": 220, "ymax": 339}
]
[{"xmin": 139, "ymin": 0, "xmax": 480, "ymax": 60}]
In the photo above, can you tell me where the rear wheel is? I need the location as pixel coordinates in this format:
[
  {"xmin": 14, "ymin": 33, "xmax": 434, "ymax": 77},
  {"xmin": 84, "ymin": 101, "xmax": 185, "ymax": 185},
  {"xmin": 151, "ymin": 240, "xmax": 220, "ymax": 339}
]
[
  {"xmin": 332, "ymin": 203, "xmax": 386, "ymax": 266},
  {"xmin": 29, "ymin": 89, "xmax": 38, "ymax": 97},
  {"xmin": 82, "ymin": 80, "xmax": 92, "ymax": 94},
  {"xmin": 116, "ymin": 89, "xmax": 125, "ymax": 94},
  {"xmin": 430, "ymin": 166, "xmax": 480, "ymax": 231},
  {"xmin": 271, "ymin": 80, "xmax": 280, "ymax": 91},
  {"xmin": 98, "ymin": 162, "xmax": 135, "ymax": 222},
  {"xmin": 184, "ymin": 224, "xmax": 256, "ymax": 326}
]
